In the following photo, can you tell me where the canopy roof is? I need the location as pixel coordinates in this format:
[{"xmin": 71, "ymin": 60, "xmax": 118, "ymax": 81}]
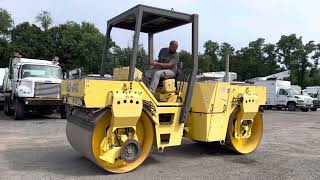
[{"xmin": 108, "ymin": 4, "xmax": 194, "ymax": 34}]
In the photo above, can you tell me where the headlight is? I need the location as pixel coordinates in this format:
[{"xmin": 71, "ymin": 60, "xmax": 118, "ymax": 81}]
[
  {"xmin": 16, "ymin": 85, "xmax": 32, "ymax": 96},
  {"xmin": 297, "ymin": 100, "xmax": 304, "ymax": 103}
]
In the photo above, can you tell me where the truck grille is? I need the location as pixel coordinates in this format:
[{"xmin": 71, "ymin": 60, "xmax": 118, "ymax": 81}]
[
  {"xmin": 313, "ymin": 99, "xmax": 320, "ymax": 105},
  {"xmin": 35, "ymin": 83, "xmax": 60, "ymax": 98}
]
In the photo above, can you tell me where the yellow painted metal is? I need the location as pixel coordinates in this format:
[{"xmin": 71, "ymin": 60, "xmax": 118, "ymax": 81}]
[
  {"xmin": 162, "ymin": 79, "xmax": 176, "ymax": 92},
  {"xmin": 61, "ymin": 78, "xmax": 85, "ymax": 98},
  {"xmin": 90, "ymin": 110, "xmax": 154, "ymax": 173},
  {"xmin": 62, "ymin": 69, "xmax": 266, "ymax": 173},
  {"xmin": 99, "ymin": 146, "xmax": 121, "ymax": 164},
  {"xmin": 110, "ymin": 90, "xmax": 142, "ymax": 129},
  {"xmin": 154, "ymin": 79, "xmax": 178, "ymax": 102},
  {"xmin": 61, "ymin": 79, "xmax": 182, "ymax": 108},
  {"xmin": 95, "ymin": 90, "xmax": 143, "ymax": 164},
  {"xmin": 113, "ymin": 67, "xmax": 142, "ymax": 81},
  {"xmin": 226, "ymin": 108, "xmax": 263, "ymax": 154},
  {"xmin": 155, "ymin": 107, "xmax": 184, "ymax": 149},
  {"xmin": 184, "ymin": 82, "xmax": 266, "ymax": 143}
]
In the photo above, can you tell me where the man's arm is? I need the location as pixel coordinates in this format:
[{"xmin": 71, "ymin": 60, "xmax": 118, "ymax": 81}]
[{"xmin": 151, "ymin": 60, "xmax": 176, "ymax": 69}]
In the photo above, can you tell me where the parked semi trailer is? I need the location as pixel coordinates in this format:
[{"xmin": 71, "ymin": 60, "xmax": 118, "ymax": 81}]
[{"xmin": 3, "ymin": 57, "xmax": 66, "ymax": 120}]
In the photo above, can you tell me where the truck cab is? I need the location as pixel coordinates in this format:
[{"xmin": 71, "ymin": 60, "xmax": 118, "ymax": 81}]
[
  {"xmin": 255, "ymin": 80, "xmax": 313, "ymax": 111},
  {"xmin": 281, "ymin": 88, "xmax": 313, "ymax": 111},
  {"xmin": 276, "ymin": 88, "xmax": 298, "ymax": 109},
  {"xmin": 3, "ymin": 57, "xmax": 66, "ymax": 119}
]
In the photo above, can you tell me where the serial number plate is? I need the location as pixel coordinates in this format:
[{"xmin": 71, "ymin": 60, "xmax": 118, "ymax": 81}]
[{"xmin": 69, "ymin": 97, "xmax": 83, "ymax": 106}]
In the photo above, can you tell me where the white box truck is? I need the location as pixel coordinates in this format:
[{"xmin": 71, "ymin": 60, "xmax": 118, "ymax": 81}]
[
  {"xmin": 254, "ymin": 80, "xmax": 313, "ymax": 111},
  {"xmin": 3, "ymin": 57, "xmax": 66, "ymax": 120},
  {"xmin": 304, "ymin": 86, "xmax": 320, "ymax": 111},
  {"xmin": 305, "ymin": 86, "xmax": 320, "ymax": 99}
]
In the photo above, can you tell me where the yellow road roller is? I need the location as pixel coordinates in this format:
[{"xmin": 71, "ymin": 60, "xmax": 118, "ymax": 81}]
[{"xmin": 61, "ymin": 4, "xmax": 266, "ymax": 173}]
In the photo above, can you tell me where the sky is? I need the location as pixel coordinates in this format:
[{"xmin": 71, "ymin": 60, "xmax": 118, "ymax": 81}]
[{"xmin": 1, "ymin": 0, "xmax": 320, "ymax": 53}]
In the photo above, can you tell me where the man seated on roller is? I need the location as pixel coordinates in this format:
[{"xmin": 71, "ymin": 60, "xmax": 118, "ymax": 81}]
[{"xmin": 145, "ymin": 40, "xmax": 179, "ymax": 93}]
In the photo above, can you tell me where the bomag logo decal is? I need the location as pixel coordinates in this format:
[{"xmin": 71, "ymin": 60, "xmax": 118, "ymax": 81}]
[{"xmin": 67, "ymin": 83, "xmax": 79, "ymax": 93}]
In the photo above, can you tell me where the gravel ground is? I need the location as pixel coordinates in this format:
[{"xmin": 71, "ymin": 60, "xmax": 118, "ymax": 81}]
[{"xmin": 0, "ymin": 110, "xmax": 319, "ymax": 180}]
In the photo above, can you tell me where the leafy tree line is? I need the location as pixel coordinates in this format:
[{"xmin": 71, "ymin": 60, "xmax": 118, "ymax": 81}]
[
  {"xmin": 0, "ymin": 8, "xmax": 319, "ymax": 87},
  {"xmin": 180, "ymin": 36, "xmax": 320, "ymax": 87}
]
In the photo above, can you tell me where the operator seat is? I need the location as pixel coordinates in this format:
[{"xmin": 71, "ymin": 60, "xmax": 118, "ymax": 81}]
[
  {"xmin": 156, "ymin": 61, "xmax": 184, "ymax": 102},
  {"xmin": 158, "ymin": 61, "xmax": 183, "ymax": 89}
]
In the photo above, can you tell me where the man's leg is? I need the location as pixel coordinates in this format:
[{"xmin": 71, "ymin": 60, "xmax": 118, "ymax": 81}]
[
  {"xmin": 143, "ymin": 69, "xmax": 156, "ymax": 86},
  {"xmin": 149, "ymin": 69, "xmax": 175, "ymax": 93}
]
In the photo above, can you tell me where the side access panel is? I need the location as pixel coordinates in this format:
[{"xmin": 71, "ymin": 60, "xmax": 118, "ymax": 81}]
[{"xmin": 154, "ymin": 107, "xmax": 184, "ymax": 150}]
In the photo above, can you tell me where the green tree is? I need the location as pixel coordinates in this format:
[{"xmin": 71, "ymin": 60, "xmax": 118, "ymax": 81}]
[
  {"xmin": 11, "ymin": 22, "xmax": 50, "ymax": 59},
  {"xmin": 78, "ymin": 22, "xmax": 105, "ymax": 73},
  {"xmin": 276, "ymin": 34, "xmax": 316, "ymax": 86},
  {"xmin": 276, "ymin": 34, "xmax": 304, "ymax": 84},
  {"xmin": 0, "ymin": 8, "xmax": 13, "ymax": 35},
  {"xmin": 178, "ymin": 50, "xmax": 192, "ymax": 71},
  {"xmin": 47, "ymin": 21, "xmax": 108, "ymax": 73},
  {"xmin": 218, "ymin": 42, "xmax": 235, "ymax": 71},
  {"xmin": 300, "ymin": 41, "xmax": 315, "ymax": 87},
  {"xmin": 0, "ymin": 39, "xmax": 10, "ymax": 67},
  {"xmin": 0, "ymin": 8, "xmax": 14, "ymax": 67},
  {"xmin": 203, "ymin": 40, "xmax": 220, "ymax": 71},
  {"xmin": 35, "ymin": 10, "xmax": 53, "ymax": 31},
  {"xmin": 263, "ymin": 43, "xmax": 281, "ymax": 75}
]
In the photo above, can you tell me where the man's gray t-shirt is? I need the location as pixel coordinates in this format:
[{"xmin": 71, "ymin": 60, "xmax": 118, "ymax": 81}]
[{"xmin": 158, "ymin": 48, "xmax": 179, "ymax": 73}]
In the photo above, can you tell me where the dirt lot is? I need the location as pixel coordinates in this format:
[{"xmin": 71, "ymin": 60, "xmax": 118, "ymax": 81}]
[{"xmin": 0, "ymin": 110, "xmax": 319, "ymax": 180}]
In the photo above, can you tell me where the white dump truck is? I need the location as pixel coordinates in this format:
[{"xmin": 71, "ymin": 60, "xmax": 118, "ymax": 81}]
[
  {"xmin": 254, "ymin": 80, "xmax": 313, "ymax": 111},
  {"xmin": 0, "ymin": 68, "xmax": 6, "ymax": 105},
  {"xmin": 3, "ymin": 57, "xmax": 66, "ymax": 120}
]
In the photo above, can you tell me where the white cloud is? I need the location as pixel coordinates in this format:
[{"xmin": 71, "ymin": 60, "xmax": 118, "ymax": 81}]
[
  {"xmin": 1, "ymin": 0, "xmax": 319, "ymax": 51},
  {"xmin": 228, "ymin": 0, "xmax": 320, "ymax": 44}
]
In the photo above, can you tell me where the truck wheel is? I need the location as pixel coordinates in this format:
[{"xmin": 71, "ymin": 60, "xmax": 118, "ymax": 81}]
[
  {"xmin": 265, "ymin": 105, "xmax": 272, "ymax": 110},
  {"xmin": 287, "ymin": 102, "xmax": 296, "ymax": 111},
  {"xmin": 4, "ymin": 100, "xmax": 9, "ymax": 115},
  {"xmin": 301, "ymin": 108, "xmax": 309, "ymax": 112},
  {"xmin": 4, "ymin": 98, "xmax": 14, "ymax": 116},
  {"xmin": 60, "ymin": 105, "xmax": 67, "ymax": 119},
  {"xmin": 310, "ymin": 108, "xmax": 317, "ymax": 112},
  {"xmin": 14, "ymin": 99, "xmax": 24, "ymax": 120}
]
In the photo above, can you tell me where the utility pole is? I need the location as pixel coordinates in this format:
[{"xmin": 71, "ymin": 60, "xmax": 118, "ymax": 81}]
[{"xmin": 224, "ymin": 49, "xmax": 230, "ymax": 82}]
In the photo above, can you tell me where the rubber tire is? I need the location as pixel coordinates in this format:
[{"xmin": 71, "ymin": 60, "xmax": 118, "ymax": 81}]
[
  {"xmin": 265, "ymin": 105, "xmax": 272, "ymax": 110},
  {"xmin": 14, "ymin": 99, "xmax": 24, "ymax": 120},
  {"xmin": 60, "ymin": 105, "xmax": 67, "ymax": 119},
  {"xmin": 287, "ymin": 102, "xmax": 296, "ymax": 111},
  {"xmin": 310, "ymin": 108, "xmax": 317, "ymax": 112},
  {"xmin": 4, "ymin": 98, "xmax": 14, "ymax": 116},
  {"xmin": 301, "ymin": 108, "xmax": 309, "ymax": 112}
]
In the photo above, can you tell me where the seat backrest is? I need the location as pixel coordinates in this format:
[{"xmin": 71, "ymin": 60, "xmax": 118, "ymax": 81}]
[{"xmin": 163, "ymin": 79, "xmax": 176, "ymax": 93}]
